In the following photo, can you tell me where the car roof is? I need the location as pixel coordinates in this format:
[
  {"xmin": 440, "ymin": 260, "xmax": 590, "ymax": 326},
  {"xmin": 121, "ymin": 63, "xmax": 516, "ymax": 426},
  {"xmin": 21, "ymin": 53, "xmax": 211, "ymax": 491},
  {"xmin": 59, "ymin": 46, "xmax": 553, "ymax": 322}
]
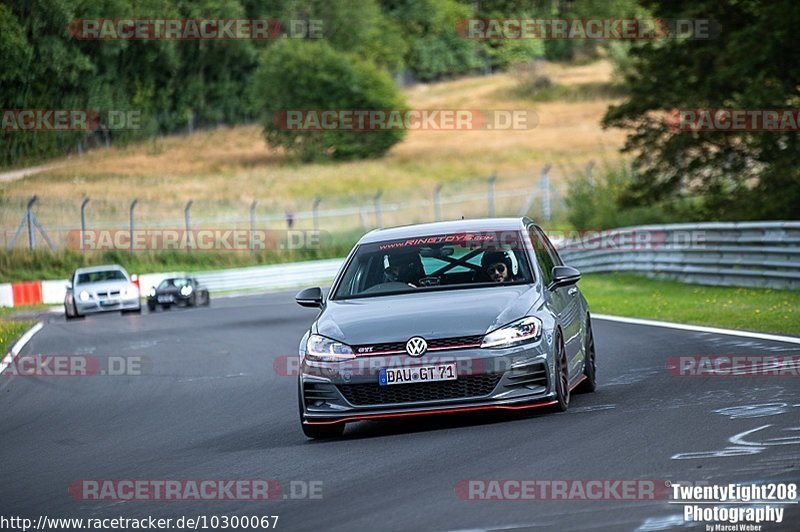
[
  {"xmin": 74, "ymin": 264, "xmax": 127, "ymax": 274},
  {"xmin": 358, "ymin": 217, "xmax": 530, "ymax": 244}
]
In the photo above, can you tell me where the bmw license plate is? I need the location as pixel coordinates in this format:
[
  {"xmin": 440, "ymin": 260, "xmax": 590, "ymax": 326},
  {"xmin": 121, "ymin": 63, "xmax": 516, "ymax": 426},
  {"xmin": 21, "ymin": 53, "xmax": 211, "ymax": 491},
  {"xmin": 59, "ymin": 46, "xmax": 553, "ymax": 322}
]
[{"xmin": 379, "ymin": 363, "xmax": 457, "ymax": 386}]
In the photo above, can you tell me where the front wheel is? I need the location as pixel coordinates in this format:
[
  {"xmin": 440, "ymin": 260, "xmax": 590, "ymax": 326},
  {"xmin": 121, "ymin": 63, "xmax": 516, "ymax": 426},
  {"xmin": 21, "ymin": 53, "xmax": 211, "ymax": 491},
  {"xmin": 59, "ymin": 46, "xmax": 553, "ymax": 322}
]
[
  {"xmin": 552, "ymin": 331, "xmax": 570, "ymax": 412},
  {"xmin": 575, "ymin": 320, "xmax": 597, "ymax": 394}
]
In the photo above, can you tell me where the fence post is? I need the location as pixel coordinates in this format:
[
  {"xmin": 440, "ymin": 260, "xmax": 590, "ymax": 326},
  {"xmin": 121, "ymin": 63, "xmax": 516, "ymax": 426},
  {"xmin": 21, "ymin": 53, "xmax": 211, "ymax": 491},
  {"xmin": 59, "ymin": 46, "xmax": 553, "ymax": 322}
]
[
  {"xmin": 433, "ymin": 184, "xmax": 442, "ymax": 221},
  {"xmin": 250, "ymin": 200, "xmax": 257, "ymax": 255},
  {"xmin": 374, "ymin": 190, "xmax": 383, "ymax": 229},
  {"xmin": 487, "ymin": 173, "xmax": 497, "ymax": 217},
  {"xmin": 80, "ymin": 197, "xmax": 90, "ymax": 253},
  {"xmin": 312, "ymin": 197, "xmax": 321, "ymax": 233},
  {"xmin": 540, "ymin": 168, "xmax": 551, "ymax": 222},
  {"xmin": 129, "ymin": 199, "xmax": 138, "ymax": 255},
  {"xmin": 518, "ymin": 163, "xmax": 550, "ymax": 217},
  {"xmin": 184, "ymin": 200, "xmax": 193, "ymax": 250},
  {"xmin": 26, "ymin": 195, "xmax": 38, "ymax": 250}
]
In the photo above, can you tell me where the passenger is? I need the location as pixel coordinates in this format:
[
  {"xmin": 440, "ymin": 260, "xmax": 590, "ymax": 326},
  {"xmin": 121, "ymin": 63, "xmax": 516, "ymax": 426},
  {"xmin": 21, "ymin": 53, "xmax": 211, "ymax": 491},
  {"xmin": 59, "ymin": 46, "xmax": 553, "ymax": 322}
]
[{"xmin": 481, "ymin": 250, "xmax": 516, "ymax": 283}]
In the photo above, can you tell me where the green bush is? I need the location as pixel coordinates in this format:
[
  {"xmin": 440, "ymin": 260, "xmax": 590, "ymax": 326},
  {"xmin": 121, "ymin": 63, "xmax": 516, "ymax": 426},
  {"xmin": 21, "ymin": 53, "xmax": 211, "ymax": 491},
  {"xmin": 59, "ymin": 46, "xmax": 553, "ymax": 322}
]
[
  {"xmin": 252, "ymin": 40, "xmax": 406, "ymax": 162},
  {"xmin": 565, "ymin": 163, "xmax": 701, "ymax": 229}
]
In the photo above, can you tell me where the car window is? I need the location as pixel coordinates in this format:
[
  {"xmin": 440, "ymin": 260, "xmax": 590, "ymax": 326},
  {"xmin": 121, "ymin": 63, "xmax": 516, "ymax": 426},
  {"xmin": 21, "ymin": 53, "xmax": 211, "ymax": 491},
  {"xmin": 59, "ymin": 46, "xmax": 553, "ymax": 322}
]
[
  {"xmin": 333, "ymin": 231, "xmax": 533, "ymax": 299},
  {"xmin": 76, "ymin": 270, "xmax": 127, "ymax": 284},
  {"xmin": 528, "ymin": 226, "xmax": 556, "ymax": 286}
]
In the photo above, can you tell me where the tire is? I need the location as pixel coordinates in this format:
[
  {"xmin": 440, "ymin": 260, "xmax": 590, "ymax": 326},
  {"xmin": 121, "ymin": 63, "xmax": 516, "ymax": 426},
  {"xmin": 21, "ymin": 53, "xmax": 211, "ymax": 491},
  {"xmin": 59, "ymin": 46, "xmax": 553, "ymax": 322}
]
[
  {"xmin": 147, "ymin": 300, "xmax": 156, "ymax": 312},
  {"xmin": 189, "ymin": 293, "xmax": 197, "ymax": 307},
  {"xmin": 202, "ymin": 292, "xmax": 210, "ymax": 306},
  {"xmin": 575, "ymin": 319, "xmax": 597, "ymax": 394},
  {"xmin": 298, "ymin": 381, "xmax": 345, "ymax": 439},
  {"xmin": 66, "ymin": 301, "xmax": 83, "ymax": 320},
  {"xmin": 551, "ymin": 330, "xmax": 570, "ymax": 412},
  {"xmin": 121, "ymin": 306, "xmax": 141, "ymax": 315}
]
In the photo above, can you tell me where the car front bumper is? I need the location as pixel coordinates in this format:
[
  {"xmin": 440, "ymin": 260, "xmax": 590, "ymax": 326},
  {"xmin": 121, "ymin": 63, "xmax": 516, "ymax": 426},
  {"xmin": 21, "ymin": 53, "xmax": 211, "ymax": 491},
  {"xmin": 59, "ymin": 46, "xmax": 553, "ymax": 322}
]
[
  {"xmin": 75, "ymin": 297, "xmax": 140, "ymax": 314},
  {"xmin": 299, "ymin": 341, "xmax": 560, "ymax": 425}
]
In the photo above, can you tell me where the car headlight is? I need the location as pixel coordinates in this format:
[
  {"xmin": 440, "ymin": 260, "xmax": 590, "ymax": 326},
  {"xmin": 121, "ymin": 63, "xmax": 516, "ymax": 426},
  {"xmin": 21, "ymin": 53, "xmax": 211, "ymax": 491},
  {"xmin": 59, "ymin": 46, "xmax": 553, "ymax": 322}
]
[
  {"xmin": 122, "ymin": 286, "xmax": 139, "ymax": 299},
  {"xmin": 78, "ymin": 290, "xmax": 90, "ymax": 302},
  {"xmin": 180, "ymin": 285, "xmax": 193, "ymax": 296},
  {"xmin": 481, "ymin": 316, "xmax": 542, "ymax": 348},
  {"xmin": 305, "ymin": 334, "xmax": 355, "ymax": 362},
  {"xmin": 148, "ymin": 287, "xmax": 156, "ymax": 297}
]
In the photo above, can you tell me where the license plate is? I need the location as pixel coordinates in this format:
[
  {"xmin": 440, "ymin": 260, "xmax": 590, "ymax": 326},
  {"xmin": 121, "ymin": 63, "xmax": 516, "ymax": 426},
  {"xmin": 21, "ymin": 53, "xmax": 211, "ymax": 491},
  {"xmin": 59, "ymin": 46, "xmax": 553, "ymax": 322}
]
[
  {"xmin": 158, "ymin": 296, "xmax": 172, "ymax": 303},
  {"xmin": 379, "ymin": 363, "xmax": 457, "ymax": 386}
]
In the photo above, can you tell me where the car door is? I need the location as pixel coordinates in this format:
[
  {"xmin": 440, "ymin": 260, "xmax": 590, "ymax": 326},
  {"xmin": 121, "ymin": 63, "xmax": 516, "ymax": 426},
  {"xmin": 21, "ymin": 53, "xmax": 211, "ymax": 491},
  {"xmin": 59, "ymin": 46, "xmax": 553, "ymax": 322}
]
[{"xmin": 529, "ymin": 225, "xmax": 583, "ymax": 379}]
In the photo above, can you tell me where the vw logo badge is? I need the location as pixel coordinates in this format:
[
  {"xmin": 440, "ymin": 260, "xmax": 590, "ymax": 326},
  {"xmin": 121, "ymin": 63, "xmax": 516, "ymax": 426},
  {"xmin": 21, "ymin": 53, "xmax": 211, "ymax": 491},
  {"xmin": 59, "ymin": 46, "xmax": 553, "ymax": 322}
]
[{"xmin": 405, "ymin": 336, "xmax": 428, "ymax": 357}]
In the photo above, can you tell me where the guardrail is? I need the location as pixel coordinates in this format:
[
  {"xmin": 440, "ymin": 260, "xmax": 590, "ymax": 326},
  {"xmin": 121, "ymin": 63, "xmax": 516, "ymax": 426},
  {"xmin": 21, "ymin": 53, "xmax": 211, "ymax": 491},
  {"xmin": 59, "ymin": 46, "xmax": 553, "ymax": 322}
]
[
  {"xmin": 556, "ymin": 221, "xmax": 800, "ymax": 290},
  {"xmin": 4, "ymin": 221, "xmax": 797, "ymax": 308}
]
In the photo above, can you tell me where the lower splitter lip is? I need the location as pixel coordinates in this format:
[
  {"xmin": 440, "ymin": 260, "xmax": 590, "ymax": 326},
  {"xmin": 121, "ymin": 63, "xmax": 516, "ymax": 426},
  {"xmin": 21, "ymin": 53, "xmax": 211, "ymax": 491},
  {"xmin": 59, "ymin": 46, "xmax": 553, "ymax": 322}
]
[
  {"xmin": 301, "ymin": 375, "xmax": 586, "ymax": 425},
  {"xmin": 302, "ymin": 396, "xmax": 559, "ymax": 425}
]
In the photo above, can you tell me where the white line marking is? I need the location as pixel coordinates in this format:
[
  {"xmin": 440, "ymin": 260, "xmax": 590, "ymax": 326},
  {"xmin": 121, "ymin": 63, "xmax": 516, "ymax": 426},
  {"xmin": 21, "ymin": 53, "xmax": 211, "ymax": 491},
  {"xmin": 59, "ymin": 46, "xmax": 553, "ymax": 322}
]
[
  {"xmin": 593, "ymin": 314, "xmax": 800, "ymax": 345},
  {"xmin": 1, "ymin": 321, "xmax": 44, "ymax": 376}
]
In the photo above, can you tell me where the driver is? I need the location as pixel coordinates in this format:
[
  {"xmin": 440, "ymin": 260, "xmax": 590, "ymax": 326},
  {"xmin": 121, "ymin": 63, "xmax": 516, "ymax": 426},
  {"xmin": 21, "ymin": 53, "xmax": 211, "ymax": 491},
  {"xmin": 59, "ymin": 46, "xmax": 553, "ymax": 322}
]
[
  {"xmin": 481, "ymin": 250, "xmax": 517, "ymax": 283},
  {"xmin": 384, "ymin": 250, "xmax": 424, "ymax": 287}
]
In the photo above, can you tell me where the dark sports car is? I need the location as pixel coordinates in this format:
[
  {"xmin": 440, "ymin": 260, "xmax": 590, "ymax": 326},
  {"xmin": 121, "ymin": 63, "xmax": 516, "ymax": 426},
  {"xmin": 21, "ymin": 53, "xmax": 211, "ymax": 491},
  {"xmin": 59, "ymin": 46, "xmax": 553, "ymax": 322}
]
[
  {"xmin": 147, "ymin": 277, "xmax": 210, "ymax": 311},
  {"xmin": 295, "ymin": 217, "xmax": 596, "ymax": 438}
]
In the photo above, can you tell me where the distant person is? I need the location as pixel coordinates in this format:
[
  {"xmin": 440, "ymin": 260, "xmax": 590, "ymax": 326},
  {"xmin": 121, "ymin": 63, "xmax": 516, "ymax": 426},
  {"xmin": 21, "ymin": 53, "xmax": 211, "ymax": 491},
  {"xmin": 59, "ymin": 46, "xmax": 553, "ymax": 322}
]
[{"xmin": 285, "ymin": 209, "xmax": 295, "ymax": 229}]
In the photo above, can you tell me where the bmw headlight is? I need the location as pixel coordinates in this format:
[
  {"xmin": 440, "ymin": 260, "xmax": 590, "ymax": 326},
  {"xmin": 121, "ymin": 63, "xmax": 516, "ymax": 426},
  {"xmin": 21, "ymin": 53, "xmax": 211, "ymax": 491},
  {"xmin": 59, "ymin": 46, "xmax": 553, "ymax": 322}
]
[
  {"xmin": 122, "ymin": 285, "xmax": 139, "ymax": 299},
  {"xmin": 180, "ymin": 285, "xmax": 193, "ymax": 296},
  {"xmin": 481, "ymin": 316, "xmax": 542, "ymax": 348},
  {"xmin": 148, "ymin": 287, "xmax": 156, "ymax": 297},
  {"xmin": 78, "ymin": 290, "xmax": 90, "ymax": 302},
  {"xmin": 305, "ymin": 334, "xmax": 355, "ymax": 362}
]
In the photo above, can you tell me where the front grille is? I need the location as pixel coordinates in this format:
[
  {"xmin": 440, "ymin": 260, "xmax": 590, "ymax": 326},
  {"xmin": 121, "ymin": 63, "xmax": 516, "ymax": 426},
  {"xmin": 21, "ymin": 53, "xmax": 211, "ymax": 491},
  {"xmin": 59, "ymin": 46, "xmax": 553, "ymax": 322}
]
[
  {"xmin": 337, "ymin": 373, "xmax": 501, "ymax": 406},
  {"xmin": 504, "ymin": 361, "xmax": 548, "ymax": 389},
  {"xmin": 353, "ymin": 335, "xmax": 483, "ymax": 355},
  {"xmin": 97, "ymin": 290, "xmax": 121, "ymax": 298}
]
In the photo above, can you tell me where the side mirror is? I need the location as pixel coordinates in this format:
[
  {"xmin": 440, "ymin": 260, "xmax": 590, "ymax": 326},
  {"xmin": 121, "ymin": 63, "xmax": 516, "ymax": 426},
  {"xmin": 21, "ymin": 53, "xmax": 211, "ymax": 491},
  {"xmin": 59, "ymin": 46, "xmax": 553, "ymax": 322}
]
[
  {"xmin": 551, "ymin": 265, "xmax": 581, "ymax": 288},
  {"xmin": 66, "ymin": 281, "xmax": 73, "ymax": 290},
  {"xmin": 296, "ymin": 286, "xmax": 323, "ymax": 308}
]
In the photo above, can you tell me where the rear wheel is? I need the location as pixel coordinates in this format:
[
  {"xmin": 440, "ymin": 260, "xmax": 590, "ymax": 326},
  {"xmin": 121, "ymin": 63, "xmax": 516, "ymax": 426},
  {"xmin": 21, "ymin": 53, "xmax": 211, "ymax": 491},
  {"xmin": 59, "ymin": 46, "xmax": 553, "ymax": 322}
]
[
  {"xmin": 552, "ymin": 331, "xmax": 570, "ymax": 412},
  {"xmin": 575, "ymin": 319, "xmax": 597, "ymax": 394},
  {"xmin": 147, "ymin": 300, "xmax": 156, "ymax": 311}
]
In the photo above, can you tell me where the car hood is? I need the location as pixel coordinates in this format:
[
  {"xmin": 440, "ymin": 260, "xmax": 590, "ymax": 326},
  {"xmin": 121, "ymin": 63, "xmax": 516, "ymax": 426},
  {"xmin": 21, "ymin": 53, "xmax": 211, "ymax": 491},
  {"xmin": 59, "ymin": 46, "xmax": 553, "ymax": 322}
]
[{"xmin": 316, "ymin": 285, "xmax": 541, "ymax": 344}]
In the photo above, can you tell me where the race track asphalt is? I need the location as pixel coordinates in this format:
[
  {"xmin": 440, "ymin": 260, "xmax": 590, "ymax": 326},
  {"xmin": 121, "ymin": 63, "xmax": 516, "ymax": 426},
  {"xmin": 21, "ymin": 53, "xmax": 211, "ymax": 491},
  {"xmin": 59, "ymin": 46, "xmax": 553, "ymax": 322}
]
[{"xmin": 1, "ymin": 291, "xmax": 798, "ymax": 531}]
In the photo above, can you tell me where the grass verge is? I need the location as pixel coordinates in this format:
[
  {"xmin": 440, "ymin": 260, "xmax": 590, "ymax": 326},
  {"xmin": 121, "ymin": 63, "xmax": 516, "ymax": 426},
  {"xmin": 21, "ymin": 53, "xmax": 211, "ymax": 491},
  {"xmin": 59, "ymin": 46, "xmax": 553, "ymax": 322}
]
[
  {"xmin": 581, "ymin": 273, "xmax": 800, "ymax": 336},
  {"xmin": 0, "ymin": 319, "xmax": 35, "ymax": 355}
]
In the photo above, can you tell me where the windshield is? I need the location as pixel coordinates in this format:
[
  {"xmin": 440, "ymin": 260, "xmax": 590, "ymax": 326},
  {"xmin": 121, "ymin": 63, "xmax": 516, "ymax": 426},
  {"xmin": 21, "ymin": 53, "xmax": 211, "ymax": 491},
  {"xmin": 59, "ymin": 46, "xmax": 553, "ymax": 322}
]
[
  {"xmin": 76, "ymin": 270, "xmax": 127, "ymax": 284},
  {"xmin": 159, "ymin": 278, "xmax": 191, "ymax": 289},
  {"xmin": 333, "ymin": 231, "xmax": 533, "ymax": 299}
]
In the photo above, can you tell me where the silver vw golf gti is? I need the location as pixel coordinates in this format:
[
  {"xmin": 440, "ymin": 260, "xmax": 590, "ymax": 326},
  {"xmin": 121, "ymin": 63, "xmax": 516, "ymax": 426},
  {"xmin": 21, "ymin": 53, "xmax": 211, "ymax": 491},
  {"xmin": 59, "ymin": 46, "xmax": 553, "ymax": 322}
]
[{"xmin": 296, "ymin": 218, "xmax": 596, "ymax": 438}]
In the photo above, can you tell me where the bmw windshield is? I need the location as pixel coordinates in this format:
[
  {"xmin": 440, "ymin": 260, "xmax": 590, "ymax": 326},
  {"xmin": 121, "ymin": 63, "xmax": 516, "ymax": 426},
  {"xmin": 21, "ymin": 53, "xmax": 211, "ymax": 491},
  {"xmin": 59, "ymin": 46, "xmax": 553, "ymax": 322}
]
[{"xmin": 332, "ymin": 231, "xmax": 534, "ymax": 299}]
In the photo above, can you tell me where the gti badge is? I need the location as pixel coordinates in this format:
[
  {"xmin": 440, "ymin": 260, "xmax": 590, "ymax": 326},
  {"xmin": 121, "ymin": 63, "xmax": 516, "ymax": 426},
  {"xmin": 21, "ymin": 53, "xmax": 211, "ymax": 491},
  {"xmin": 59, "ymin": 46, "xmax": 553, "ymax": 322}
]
[{"xmin": 405, "ymin": 336, "xmax": 428, "ymax": 357}]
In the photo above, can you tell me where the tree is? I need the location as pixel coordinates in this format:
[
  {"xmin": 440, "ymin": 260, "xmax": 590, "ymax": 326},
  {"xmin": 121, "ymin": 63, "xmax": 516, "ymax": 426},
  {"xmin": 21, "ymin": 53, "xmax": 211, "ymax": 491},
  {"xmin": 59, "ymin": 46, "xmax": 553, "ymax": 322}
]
[
  {"xmin": 603, "ymin": 0, "xmax": 800, "ymax": 220},
  {"xmin": 252, "ymin": 40, "xmax": 406, "ymax": 161}
]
